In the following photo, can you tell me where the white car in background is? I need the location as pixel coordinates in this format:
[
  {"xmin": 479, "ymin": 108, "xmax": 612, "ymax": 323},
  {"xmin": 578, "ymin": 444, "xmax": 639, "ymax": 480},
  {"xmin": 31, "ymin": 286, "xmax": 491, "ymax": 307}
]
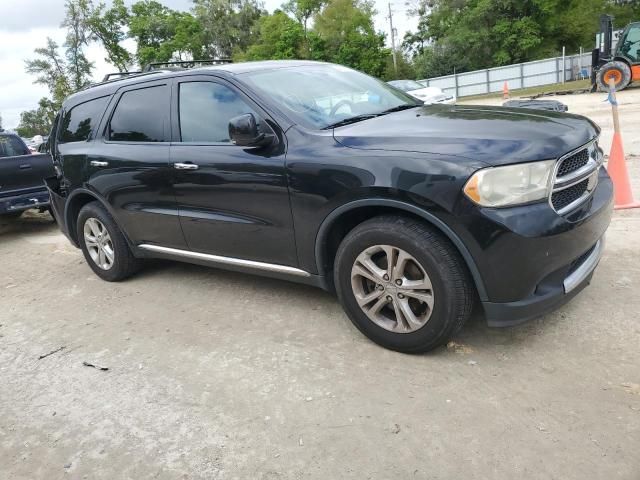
[{"xmin": 387, "ymin": 80, "xmax": 456, "ymax": 105}]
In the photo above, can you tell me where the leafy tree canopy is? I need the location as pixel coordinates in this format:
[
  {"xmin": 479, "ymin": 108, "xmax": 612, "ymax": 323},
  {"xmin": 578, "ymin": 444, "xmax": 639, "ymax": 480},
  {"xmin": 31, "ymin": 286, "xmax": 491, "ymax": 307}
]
[
  {"xmin": 404, "ymin": 0, "xmax": 640, "ymax": 78},
  {"xmin": 240, "ymin": 10, "xmax": 306, "ymax": 60},
  {"xmin": 16, "ymin": 98, "xmax": 58, "ymax": 137}
]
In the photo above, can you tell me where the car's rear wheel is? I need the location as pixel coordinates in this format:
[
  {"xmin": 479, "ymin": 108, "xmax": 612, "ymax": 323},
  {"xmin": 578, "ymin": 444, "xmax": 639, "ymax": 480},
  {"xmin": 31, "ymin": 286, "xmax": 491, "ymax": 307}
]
[
  {"xmin": 334, "ymin": 215, "xmax": 474, "ymax": 353},
  {"xmin": 77, "ymin": 202, "xmax": 140, "ymax": 281}
]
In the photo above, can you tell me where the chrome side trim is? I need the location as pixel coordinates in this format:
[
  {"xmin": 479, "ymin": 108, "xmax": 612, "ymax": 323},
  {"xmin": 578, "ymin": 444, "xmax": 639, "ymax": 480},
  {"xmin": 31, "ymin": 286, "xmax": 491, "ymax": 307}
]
[
  {"xmin": 138, "ymin": 244, "xmax": 311, "ymax": 277},
  {"xmin": 563, "ymin": 238, "xmax": 604, "ymax": 294}
]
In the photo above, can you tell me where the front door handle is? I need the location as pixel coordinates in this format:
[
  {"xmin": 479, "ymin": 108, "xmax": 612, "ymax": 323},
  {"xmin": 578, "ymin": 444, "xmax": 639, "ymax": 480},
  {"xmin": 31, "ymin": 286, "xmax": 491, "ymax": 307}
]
[
  {"xmin": 90, "ymin": 161, "xmax": 109, "ymax": 167},
  {"xmin": 19, "ymin": 164, "xmax": 32, "ymax": 170},
  {"xmin": 173, "ymin": 162, "xmax": 199, "ymax": 170}
]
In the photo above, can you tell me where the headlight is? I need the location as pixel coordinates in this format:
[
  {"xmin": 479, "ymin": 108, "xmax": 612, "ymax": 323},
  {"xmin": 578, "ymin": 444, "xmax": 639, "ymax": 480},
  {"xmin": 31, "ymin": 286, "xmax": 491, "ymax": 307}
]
[{"xmin": 463, "ymin": 160, "xmax": 555, "ymax": 207}]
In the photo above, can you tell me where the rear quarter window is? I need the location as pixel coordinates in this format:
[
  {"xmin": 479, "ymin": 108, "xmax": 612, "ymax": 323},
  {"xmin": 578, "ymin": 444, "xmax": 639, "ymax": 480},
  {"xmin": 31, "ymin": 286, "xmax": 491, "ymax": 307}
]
[{"xmin": 59, "ymin": 96, "xmax": 110, "ymax": 143}]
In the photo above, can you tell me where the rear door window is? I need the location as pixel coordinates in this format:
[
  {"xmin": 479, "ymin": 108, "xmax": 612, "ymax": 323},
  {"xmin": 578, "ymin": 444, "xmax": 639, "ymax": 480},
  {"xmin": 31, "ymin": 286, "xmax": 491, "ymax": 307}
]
[
  {"xmin": 59, "ymin": 96, "xmax": 109, "ymax": 143},
  {"xmin": 109, "ymin": 85, "xmax": 169, "ymax": 142}
]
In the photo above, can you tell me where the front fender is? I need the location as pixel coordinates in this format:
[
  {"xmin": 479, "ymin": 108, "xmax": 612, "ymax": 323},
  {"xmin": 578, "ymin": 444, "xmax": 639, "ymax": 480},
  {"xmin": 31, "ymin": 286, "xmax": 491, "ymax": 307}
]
[{"xmin": 314, "ymin": 198, "xmax": 488, "ymax": 301}]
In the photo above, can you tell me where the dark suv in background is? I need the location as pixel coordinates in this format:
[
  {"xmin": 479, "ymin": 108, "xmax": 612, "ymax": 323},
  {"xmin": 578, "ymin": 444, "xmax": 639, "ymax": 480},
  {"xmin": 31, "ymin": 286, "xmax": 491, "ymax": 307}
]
[{"xmin": 46, "ymin": 60, "xmax": 613, "ymax": 353}]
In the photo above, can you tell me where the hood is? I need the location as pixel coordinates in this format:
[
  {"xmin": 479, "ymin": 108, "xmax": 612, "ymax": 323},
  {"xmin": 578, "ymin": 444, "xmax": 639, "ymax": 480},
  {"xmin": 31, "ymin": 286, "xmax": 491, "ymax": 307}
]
[{"xmin": 333, "ymin": 104, "xmax": 600, "ymax": 166}]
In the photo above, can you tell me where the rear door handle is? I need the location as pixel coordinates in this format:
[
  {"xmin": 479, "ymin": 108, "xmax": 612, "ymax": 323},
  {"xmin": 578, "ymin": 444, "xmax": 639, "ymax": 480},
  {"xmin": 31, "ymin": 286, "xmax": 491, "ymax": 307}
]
[
  {"xmin": 19, "ymin": 164, "xmax": 32, "ymax": 170},
  {"xmin": 90, "ymin": 161, "xmax": 109, "ymax": 167},
  {"xmin": 173, "ymin": 162, "xmax": 199, "ymax": 170}
]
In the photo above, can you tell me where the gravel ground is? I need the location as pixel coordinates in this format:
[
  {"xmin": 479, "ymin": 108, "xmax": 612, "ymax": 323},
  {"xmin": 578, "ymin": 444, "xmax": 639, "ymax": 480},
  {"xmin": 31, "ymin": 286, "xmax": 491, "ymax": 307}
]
[{"xmin": 1, "ymin": 92, "xmax": 640, "ymax": 479}]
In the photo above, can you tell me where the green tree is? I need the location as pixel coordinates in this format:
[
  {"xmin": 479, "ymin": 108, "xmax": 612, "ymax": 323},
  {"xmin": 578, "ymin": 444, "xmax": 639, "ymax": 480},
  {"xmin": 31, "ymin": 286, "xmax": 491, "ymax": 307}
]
[
  {"xmin": 62, "ymin": 0, "xmax": 94, "ymax": 91},
  {"xmin": 240, "ymin": 10, "xmax": 305, "ymax": 60},
  {"xmin": 25, "ymin": 38, "xmax": 73, "ymax": 105},
  {"xmin": 282, "ymin": 0, "xmax": 324, "ymax": 36},
  {"xmin": 405, "ymin": 0, "xmax": 640, "ymax": 78},
  {"xmin": 128, "ymin": 1, "xmax": 205, "ymax": 66},
  {"xmin": 82, "ymin": 0, "xmax": 132, "ymax": 72},
  {"xmin": 192, "ymin": 0, "xmax": 264, "ymax": 59},
  {"xmin": 313, "ymin": 0, "xmax": 389, "ymax": 76},
  {"xmin": 16, "ymin": 98, "xmax": 58, "ymax": 137},
  {"xmin": 25, "ymin": 0, "xmax": 93, "ymax": 104},
  {"xmin": 382, "ymin": 53, "xmax": 415, "ymax": 81},
  {"xmin": 23, "ymin": 1, "xmax": 95, "ymax": 136}
]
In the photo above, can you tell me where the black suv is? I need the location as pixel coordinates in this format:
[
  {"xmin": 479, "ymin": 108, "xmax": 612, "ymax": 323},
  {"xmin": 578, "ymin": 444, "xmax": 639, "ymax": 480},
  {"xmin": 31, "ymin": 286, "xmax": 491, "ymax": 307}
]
[{"xmin": 47, "ymin": 60, "xmax": 613, "ymax": 353}]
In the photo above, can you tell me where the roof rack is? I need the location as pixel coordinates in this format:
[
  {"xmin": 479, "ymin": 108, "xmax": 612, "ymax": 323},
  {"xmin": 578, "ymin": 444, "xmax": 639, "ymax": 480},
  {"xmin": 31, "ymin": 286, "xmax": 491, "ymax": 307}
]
[
  {"xmin": 92, "ymin": 59, "xmax": 233, "ymax": 90},
  {"xmin": 101, "ymin": 71, "xmax": 142, "ymax": 82},
  {"xmin": 141, "ymin": 59, "xmax": 233, "ymax": 72}
]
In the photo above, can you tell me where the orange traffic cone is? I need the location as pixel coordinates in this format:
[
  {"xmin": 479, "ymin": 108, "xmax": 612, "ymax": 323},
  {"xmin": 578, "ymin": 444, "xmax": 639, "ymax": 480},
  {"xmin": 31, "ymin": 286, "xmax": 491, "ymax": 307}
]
[
  {"xmin": 608, "ymin": 132, "xmax": 640, "ymax": 209},
  {"xmin": 503, "ymin": 82, "xmax": 509, "ymax": 100},
  {"xmin": 606, "ymin": 78, "xmax": 640, "ymax": 210}
]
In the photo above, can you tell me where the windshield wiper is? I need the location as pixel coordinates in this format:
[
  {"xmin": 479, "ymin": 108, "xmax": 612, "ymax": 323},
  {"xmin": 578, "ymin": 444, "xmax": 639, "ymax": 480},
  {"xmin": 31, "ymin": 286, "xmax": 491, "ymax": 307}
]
[
  {"xmin": 322, "ymin": 114, "xmax": 381, "ymax": 130},
  {"xmin": 378, "ymin": 104, "xmax": 421, "ymax": 115},
  {"xmin": 322, "ymin": 104, "xmax": 421, "ymax": 130}
]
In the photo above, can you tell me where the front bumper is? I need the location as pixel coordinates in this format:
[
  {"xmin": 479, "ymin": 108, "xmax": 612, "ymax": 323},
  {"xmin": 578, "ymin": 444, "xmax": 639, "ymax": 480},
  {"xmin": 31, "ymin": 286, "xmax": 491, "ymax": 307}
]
[
  {"xmin": 0, "ymin": 188, "xmax": 49, "ymax": 214},
  {"xmin": 447, "ymin": 168, "xmax": 614, "ymax": 326},
  {"xmin": 483, "ymin": 237, "xmax": 604, "ymax": 326}
]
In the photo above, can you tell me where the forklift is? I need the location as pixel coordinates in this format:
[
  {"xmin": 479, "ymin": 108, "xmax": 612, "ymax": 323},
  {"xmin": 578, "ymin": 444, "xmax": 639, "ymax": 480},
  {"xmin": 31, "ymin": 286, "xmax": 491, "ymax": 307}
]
[{"xmin": 592, "ymin": 14, "xmax": 640, "ymax": 92}]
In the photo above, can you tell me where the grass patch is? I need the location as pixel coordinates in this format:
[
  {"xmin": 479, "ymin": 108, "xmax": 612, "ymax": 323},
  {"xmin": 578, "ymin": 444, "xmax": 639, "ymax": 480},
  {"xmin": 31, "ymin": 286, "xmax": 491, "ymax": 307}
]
[{"xmin": 461, "ymin": 79, "xmax": 592, "ymax": 102}]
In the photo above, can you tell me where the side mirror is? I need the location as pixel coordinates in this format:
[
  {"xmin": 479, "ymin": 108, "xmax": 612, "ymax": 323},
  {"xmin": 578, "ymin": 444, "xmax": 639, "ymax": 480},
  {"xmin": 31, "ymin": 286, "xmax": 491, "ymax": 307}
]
[{"xmin": 228, "ymin": 113, "xmax": 273, "ymax": 147}]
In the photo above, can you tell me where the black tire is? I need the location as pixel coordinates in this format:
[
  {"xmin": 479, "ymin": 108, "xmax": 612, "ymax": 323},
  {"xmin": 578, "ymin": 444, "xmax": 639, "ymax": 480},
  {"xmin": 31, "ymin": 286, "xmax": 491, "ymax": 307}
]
[
  {"xmin": 334, "ymin": 215, "xmax": 474, "ymax": 353},
  {"xmin": 77, "ymin": 201, "xmax": 141, "ymax": 281},
  {"xmin": 596, "ymin": 61, "xmax": 632, "ymax": 92}
]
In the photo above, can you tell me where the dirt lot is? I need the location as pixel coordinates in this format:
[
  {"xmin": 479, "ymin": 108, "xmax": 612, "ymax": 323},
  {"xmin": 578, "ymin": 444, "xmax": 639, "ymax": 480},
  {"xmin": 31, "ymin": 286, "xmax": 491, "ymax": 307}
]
[{"xmin": 2, "ymin": 91, "xmax": 640, "ymax": 479}]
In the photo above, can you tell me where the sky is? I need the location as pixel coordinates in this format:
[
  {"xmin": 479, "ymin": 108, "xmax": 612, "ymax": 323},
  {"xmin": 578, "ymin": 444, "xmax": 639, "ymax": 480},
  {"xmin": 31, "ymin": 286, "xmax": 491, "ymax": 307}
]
[{"xmin": 0, "ymin": 0, "xmax": 417, "ymax": 130}]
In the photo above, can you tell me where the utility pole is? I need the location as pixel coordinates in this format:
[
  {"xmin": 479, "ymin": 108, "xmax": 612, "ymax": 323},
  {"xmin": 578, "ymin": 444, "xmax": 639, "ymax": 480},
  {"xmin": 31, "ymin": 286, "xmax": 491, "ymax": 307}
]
[{"xmin": 388, "ymin": 2, "xmax": 398, "ymax": 74}]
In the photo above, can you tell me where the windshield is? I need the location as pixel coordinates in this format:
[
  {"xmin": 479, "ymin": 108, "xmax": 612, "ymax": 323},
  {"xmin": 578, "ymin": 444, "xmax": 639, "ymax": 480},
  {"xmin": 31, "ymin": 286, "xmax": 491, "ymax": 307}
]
[
  {"xmin": 240, "ymin": 64, "xmax": 420, "ymax": 130},
  {"xmin": 619, "ymin": 23, "xmax": 640, "ymax": 62},
  {"xmin": 388, "ymin": 80, "xmax": 425, "ymax": 92}
]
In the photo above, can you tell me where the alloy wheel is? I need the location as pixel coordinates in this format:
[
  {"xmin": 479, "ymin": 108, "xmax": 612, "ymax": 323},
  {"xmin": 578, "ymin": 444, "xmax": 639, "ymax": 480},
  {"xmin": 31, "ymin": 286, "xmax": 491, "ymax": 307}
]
[
  {"xmin": 83, "ymin": 217, "xmax": 115, "ymax": 270},
  {"xmin": 350, "ymin": 244, "xmax": 435, "ymax": 333}
]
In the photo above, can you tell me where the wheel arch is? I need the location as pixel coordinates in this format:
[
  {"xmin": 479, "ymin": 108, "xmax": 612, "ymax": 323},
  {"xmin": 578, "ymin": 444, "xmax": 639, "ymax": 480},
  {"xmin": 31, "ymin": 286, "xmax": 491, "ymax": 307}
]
[
  {"xmin": 612, "ymin": 57, "xmax": 632, "ymax": 69},
  {"xmin": 64, "ymin": 188, "xmax": 134, "ymax": 249},
  {"xmin": 314, "ymin": 199, "xmax": 488, "ymax": 301}
]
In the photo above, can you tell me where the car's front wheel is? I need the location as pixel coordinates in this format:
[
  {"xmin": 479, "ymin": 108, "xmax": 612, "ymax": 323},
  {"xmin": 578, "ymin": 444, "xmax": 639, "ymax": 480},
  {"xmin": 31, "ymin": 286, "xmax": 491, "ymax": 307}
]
[
  {"xmin": 77, "ymin": 202, "xmax": 140, "ymax": 281},
  {"xmin": 334, "ymin": 215, "xmax": 474, "ymax": 353}
]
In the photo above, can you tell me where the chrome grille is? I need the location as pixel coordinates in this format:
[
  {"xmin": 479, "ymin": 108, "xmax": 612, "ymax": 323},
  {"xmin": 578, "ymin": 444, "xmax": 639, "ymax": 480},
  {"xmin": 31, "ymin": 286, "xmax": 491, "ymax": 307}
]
[
  {"xmin": 551, "ymin": 179, "xmax": 589, "ymax": 211},
  {"xmin": 557, "ymin": 148, "xmax": 589, "ymax": 177},
  {"xmin": 550, "ymin": 139, "xmax": 603, "ymax": 215}
]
